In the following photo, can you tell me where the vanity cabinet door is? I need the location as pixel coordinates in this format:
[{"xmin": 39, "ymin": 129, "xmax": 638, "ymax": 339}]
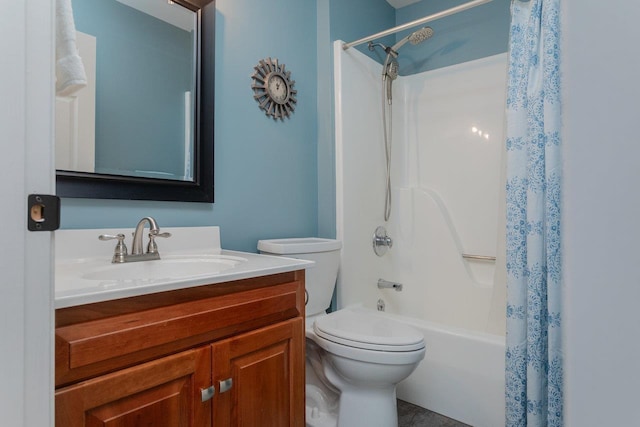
[
  {"xmin": 55, "ymin": 346, "xmax": 211, "ymax": 427},
  {"xmin": 212, "ymin": 318, "xmax": 305, "ymax": 427}
]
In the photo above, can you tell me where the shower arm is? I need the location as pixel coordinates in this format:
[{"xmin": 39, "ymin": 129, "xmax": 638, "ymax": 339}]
[{"xmin": 342, "ymin": 0, "xmax": 493, "ymax": 51}]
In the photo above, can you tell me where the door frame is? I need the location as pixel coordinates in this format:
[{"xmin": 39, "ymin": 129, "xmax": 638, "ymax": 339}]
[{"xmin": 0, "ymin": 0, "xmax": 55, "ymax": 425}]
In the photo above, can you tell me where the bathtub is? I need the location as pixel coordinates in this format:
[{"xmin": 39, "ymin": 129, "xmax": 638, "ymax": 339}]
[{"xmin": 389, "ymin": 312, "xmax": 506, "ymax": 427}]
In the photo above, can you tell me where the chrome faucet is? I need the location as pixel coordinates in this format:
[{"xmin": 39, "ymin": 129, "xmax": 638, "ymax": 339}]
[
  {"xmin": 99, "ymin": 216, "xmax": 171, "ymax": 263},
  {"xmin": 132, "ymin": 216, "xmax": 159, "ymax": 255}
]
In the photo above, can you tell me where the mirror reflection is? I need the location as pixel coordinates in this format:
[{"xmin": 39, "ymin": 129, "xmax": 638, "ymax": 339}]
[{"xmin": 56, "ymin": 0, "xmax": 197, "ymax": 182}]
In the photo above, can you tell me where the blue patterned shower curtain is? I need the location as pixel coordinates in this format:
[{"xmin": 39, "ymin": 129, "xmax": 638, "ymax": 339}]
[{"xmin": 505, "ymin": 0, "xmax": 562, "ymax": 426}]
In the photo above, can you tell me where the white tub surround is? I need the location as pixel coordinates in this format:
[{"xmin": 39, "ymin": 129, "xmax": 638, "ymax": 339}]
[
  {"xmin": 334, "ymin": 41, "xmax": 507, "ymax": 427},
  {"xmin": 56, "ymin": 226, "xmax": 312, "ymax": 308}
]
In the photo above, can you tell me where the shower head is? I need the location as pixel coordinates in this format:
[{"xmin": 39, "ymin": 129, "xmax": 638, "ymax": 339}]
[
  {"xmin": 379, "ymin": 26, "xmax": 433, "ymax": 105},
  {"xmin": 408, "ymin": 26, "xmax": 434, "ymax": 45},
  {"xmin": 389, "ymin": 26, "xmax": 434, "ymax": 55}
]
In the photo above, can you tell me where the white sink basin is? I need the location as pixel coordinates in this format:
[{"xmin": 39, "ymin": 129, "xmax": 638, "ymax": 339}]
[
  {"xmin": 80, "ymin": 254, "xmax": 247, "ymax": 281},
  {"xmin": 55, "ymin": 226, "xmax": 313, "ymax": 309}
]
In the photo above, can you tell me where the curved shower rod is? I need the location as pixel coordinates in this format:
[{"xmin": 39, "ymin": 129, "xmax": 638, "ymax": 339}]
[{"xmin": 342, "ymin": 0, "xmax": 494, "ymax": 51}]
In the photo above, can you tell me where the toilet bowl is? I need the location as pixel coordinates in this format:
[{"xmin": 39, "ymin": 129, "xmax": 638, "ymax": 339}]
[
  {"xmin": 306, "ymin": 307, "xmax": 425, "ymax": 427},
  {"xmin": 257, "ymin": 238, "xmax": 426, "ymax": 427}
]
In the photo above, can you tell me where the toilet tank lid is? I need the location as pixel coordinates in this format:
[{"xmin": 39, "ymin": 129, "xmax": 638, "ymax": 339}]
[{"xmin": 258, "ymin": 237, "xmax": 342, "ymax": 254}]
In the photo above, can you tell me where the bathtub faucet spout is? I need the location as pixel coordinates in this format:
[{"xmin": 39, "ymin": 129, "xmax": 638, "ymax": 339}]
[{"xmin": 378, "ymin": 279, "xmax": 403, "ymax": 292}]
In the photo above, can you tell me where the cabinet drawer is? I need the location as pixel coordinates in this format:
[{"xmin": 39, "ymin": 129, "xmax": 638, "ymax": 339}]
[{"xmin": 56, "ymin": 278, "xmax": 303, "ymax": 387}]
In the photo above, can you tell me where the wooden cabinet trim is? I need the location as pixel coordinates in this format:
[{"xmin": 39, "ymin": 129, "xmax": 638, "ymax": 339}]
[
  {"xmin": 55, "ymin": 271, "xmax": 300, "ymax": 327},
  {"xmin": 57, "ymin": 281, "xmax": 301, "ymax": 371}
]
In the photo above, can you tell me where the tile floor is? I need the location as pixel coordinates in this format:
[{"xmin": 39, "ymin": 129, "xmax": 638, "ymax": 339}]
[{"xmin": 397, "ymin": 400, "xmax": 470, "ymax": 427}]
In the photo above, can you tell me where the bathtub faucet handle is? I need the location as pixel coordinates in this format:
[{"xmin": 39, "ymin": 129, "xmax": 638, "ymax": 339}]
[{"xmin": 373, "ymin": 226, "xmax": 393, "ymax": 256}]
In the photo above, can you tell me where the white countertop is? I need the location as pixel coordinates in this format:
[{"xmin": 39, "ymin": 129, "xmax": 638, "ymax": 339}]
[{"xmin": 55, "ymin": 226, "xmax": 313, "ymax": 309}]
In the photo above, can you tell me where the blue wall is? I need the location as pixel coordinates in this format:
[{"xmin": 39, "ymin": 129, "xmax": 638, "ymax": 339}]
[
  {"xmin": 329, "ymin": 0, "xmax": 396, "ymax": 63},
  {"xmin": 325, "ymin": 0, "xmax": 510, "ymax": 75},
  {"xmin": 394, "ymin": 0, "xmax": 510, "ymax": 74},
  {"xmin": 61, "ymin": 0, "xmax": 319, "ymax": 253}
]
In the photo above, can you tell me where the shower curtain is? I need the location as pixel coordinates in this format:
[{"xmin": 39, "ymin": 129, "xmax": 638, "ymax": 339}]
[{"xmin": 505, "ymin": 0, "xmax": 563, "ymax": 426}]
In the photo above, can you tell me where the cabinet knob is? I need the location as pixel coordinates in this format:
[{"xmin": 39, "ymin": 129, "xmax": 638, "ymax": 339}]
[
  {"xmin": 201, "ymin": 386, "xmax": 215, "ymax": 402},
  {"xmin": 219, "ymin": 378, "xmax": 233, "ymax": 393}
]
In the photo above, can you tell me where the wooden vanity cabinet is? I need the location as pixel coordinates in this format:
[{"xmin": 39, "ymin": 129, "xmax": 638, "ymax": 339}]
[{"xmin": 55, "ymin": 271, "xmax": 306, "ymax": 427}]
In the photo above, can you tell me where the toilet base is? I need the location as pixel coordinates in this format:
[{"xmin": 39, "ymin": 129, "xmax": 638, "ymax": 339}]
[
  {"xmin": 305, "ymin": 345, "xmax": 339, "ymax": 427},
  {"xmin": 336, "ymin": 387, "xmax": 398, "ymax": 427},
  {"xmin": 306, "ymin": 384, "xmax": 338, "ymax": 427},
  {"xmin": 306, "ymin": 385, "xmax": 399, "ymax": 427},
  {"xmin": 319, "ymin": 352, "xmax": 404, "ymax": 427}
]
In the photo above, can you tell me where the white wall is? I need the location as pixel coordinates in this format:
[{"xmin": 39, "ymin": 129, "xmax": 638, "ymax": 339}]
[{"xmin": 562, "ymin": 2, "xmax": 640, "ymax": 426}]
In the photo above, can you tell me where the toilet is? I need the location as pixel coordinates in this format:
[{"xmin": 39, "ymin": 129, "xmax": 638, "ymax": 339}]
[{"xmin": 258, "ymin": 238, "xmax": 426, "ymax": 427}]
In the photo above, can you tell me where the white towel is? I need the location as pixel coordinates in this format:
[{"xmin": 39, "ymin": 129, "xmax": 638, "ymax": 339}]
[{"xmin": 56, "ymin": 0, "xmax": 87, "ymax": 96}]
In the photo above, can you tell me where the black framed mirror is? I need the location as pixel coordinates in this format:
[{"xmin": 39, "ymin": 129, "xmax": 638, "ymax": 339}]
[{"xmin": 56, "ymin": 0, "xmax": 215, "ymax": 203}]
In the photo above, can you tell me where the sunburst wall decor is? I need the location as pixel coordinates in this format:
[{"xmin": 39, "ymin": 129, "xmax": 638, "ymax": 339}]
[{"xmin": 251, "ymin": 57, "xmax": 297, "ymax": 121}]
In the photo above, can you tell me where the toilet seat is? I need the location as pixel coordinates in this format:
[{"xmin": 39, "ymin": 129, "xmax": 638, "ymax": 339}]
[{"xmin": 314, "ymin": 309, "xmax": 425, "ymax": 352}]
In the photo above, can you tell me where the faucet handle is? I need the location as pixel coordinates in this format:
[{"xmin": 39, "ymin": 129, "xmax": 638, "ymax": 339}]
[
  {"xmin": 147, "ymin": 231, "xmax": 171, "ymax": 254},
  {"xmin": 99, "ymin": 233, "xmax": 128, "ymax": 263},
  {"xmin": 99, "ymin": 233, "xmax": 126, "ymax": 243}
]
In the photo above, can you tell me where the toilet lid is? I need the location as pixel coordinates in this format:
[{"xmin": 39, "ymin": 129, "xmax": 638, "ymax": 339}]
[{"xmin": 313, "ymin": 310, "xmax": 425, "ymax": 352}]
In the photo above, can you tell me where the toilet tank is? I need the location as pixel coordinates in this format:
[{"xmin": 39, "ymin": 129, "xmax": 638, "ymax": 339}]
[{"xmin": 257, "ymin": 238, "xmax": 342, "ymax": 317}]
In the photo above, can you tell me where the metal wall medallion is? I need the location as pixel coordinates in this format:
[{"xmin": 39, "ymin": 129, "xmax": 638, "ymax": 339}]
[{"xmin": 251, "ymin": 57, "xmax": 297, "ymax": 121}]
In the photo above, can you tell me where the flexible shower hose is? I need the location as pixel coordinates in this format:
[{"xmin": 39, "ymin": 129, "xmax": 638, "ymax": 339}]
[{"xmin": 382, "ymin": 75, "xmax": 392, "ymax": 222}]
